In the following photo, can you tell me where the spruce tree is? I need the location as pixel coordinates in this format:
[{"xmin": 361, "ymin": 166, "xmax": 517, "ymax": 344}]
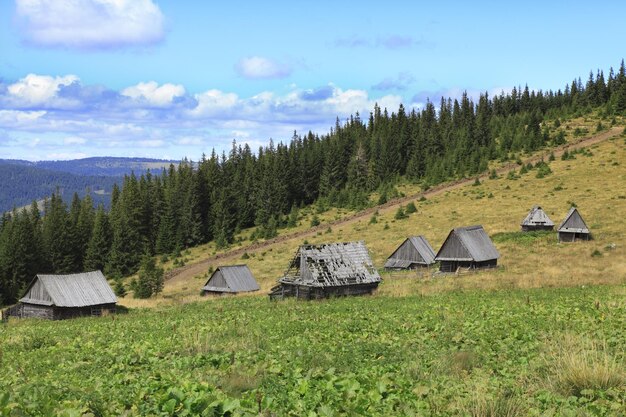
[
  {"xmin": 133, "ymin": 253, "xmax": 164, "ymax": 299},
  {"xmin": 84, "ymin": 205, "xmax": 112, "ymax": 272}
]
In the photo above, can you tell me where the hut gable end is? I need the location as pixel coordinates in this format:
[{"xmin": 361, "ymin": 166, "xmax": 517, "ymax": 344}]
[
  {"xmin": 436, "ymin": 231, "xmax": 472, "ymax": 261},
  {"xmin": 521, "ymin": 205, "xmax": 554, "ymax": 228},
  {"xmin": 21, "ymin": 278, "xmax": 53, "ymax": 306},
  {"xmin": 202, "ymin": 265, "xmax": 259, "ymax": 294},
  {"xmin": 558, "ymin": 207, "xmax": 589, "ymax": 233},
  {"xmin": 385, "ymin": 236, "xmax": 436, "ymax": 268}
]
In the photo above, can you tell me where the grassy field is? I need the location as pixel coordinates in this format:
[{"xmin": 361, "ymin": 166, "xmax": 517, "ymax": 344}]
[
  {"xmin": 124, "ymin": 118, "xmax": 626, "ymax": 307},
  {"xmin": 1, "ymin": 286, "xmax": 625, "ymax": 415}
]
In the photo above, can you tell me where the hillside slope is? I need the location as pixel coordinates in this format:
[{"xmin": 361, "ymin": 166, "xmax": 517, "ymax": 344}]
[{"xmin": 124, "ymin": 125, "xmax": 626, "ymax": 307}]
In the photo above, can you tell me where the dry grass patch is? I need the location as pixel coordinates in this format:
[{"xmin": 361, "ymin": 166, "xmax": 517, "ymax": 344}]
[
  {"xmin": 463, "ymin": 393, "xmax": 526, "ymax": 417},
  {"xmin": 545, "ymin": 334, "xmax": 626, "ymax": 397}
]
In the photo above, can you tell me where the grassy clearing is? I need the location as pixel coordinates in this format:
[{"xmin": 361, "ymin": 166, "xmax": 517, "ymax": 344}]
[{"xmin": 2, "ymin": 285, "xmax": 625, "ymax": 415}]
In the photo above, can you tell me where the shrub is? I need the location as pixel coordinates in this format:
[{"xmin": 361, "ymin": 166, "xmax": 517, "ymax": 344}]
[
  {"xmin": 394, "ymin": 206, "xmax": 408, "ymax": 220},
  {"xmin": 553, "ymin": 131, "xmax": 566, "ymax": 145},
  {"xmin": 369, "ymin": 215, "xmax": 378, "ymax": 224},
  {"xmin": 591, "ymin": 249, "xmax": 602, "ymax": 257},
  {"xmin": 535, "ymin": 162, "xmax": 552, "ymax": 178},
  {"xmin": 241, "ymin": 252, "xmax": 250, "ymax": 260},
  {"xmin": 596, "ymin": 121, "xmax": 604, "ymax": 132},
  {"xmin": 405, "ymin": 202, "xmax": 417, "ymax": 214},
  {"xmin": 383, "ymin": 223, "xmax": 390, "ymax": 230},
  {"xmin": 114, "ymin": 279, "xmax": 127, "ymax": 297},
  {"xmin": 548, "ymin": 152, "xmax": 555, "ymax": 161},
  {"xmin": 489, "ymin": 169, "xmax": 498, "ymax": 180},
  {"xmin": 472, "ymin": 178, "xmax": 481, "ymax": 186},
  {"xmin": 506, "ymin": 170, "xmax": 518, "ymax": 180},
  {"xmin": 310, "ymin": 215, "xmax": 320, "ymax": 227}
]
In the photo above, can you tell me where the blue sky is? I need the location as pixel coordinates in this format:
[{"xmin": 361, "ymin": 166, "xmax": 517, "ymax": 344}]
[{"xmin": 1, "ymin": 0, "xmax": 625, "ymax": 161}]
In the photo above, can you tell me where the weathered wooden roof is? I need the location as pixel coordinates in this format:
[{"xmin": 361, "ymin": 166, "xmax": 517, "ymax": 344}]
[
  {"xmin": 521, "ymin": 205, "xmax": 555, "ymax": 227},
  {"xmin": 280, "ymin": 241, "xmax": 381, "ymax": 287},
  {"xmin": 435, "ymin": 225, "xmax": 500, "ymax": 262},
  {"xmin": 384, "ymin": 236, "xmax": 436, "ymax": 267},
  {"xmin": 202, "ymin": 265, "xmax": 260, "ymax": 293},
  {"xmin": 557, "ymin": 207, "xmax": 590, "ymax": 234},
  {"xmin": 20, "ymin": 270, "xmax": 117, "ymax": 307}
]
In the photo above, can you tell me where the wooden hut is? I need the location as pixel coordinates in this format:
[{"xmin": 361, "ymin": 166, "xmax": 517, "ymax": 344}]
[
  {"xmin": 384, "ymin": 236, "xmax": 436, "ymax": 270},
  {"xmin": 557, "ymin": 207, "xmax": 591, "ymax": 242},
  {"xmin": 14, "ymin": 271, "xmax": 117, "ymax": 320},
  {"xmin": 201, "ymin": 265, "xmax": 259, "ymax": 295},
  {"xmin": 435, "ymin": 225, "xmax": 500, "ymax": 273},
  {"xmin": 521, "ymin": 205, "xmax": 554, "ymax": 231},
  {"xmin": 269, "ymin": 241, "xmax": 381, "ymax": 300}
]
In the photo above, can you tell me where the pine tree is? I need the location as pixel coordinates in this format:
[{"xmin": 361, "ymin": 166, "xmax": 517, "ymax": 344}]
[
  {"xmin": 84, "ymin": 205, "xmax": 112, "ymax": 272},
  {"xmin": 42, "ymin": 193, "xmax": 75, "ymax": 273},
  {"xmin": 133, "ymin": 253, "xmax": 164, "ymax": 299}
]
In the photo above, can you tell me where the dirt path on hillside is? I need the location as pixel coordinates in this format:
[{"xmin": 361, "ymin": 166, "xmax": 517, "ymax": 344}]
[{"xmin": 165, "ymin": 127, "xmax": 622, "ymax": 286}]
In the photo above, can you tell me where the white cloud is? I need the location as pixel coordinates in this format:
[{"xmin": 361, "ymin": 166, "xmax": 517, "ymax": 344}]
[
  {"xmin": 0, "ymin": 73, "xmax": 410, "ymax": 160},
  {"xmin": 6, "ymin": 74, "xmax": 78, "ymax": 107},
  {"xmin": 0, "ymin": 109, "xmax": 47, "ymax": 124},
  {"xmin": 122, "ymin": 81, "xmax": 186, "ymax": 106},
  {"xmin": 235, "ymin": 56, "xmax": 292, "ymax": 80},
  {"xmin": 63, "ymin": 136, "xmax": 87, "ymax": 145},
  {"xmin": 15, "ymin": 0, "xmax": 165, "ymax": 50},
  {"xmin": 190, "ymin": 89, "xmax": 239, "ymax": 117}
]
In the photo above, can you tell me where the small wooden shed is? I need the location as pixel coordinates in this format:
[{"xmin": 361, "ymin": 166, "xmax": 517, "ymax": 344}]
[
  {"xmin": 15, "ymin": 271, "xmax": 117, "ymax": 320},
  {"xmin": 201, "ymin": 265, "xmax": 260, "ymax": 295},
  {"xmin": 521, "ymin": 205, "xmax": 554, "ymax": 231},
  {"xmin": 435, "ymin": 225, "xmax": 500, "ymax": 273},
  {"xmin": 557, "ymin": 207, "xmax": 591, "ymax": 242},
  {"xmin": 384, "ymin": 236, "xmax": 436, "ymax": 270},
  {"xmin": 269, "ymin": 241, "xmax": 381, "ymax": 300}
]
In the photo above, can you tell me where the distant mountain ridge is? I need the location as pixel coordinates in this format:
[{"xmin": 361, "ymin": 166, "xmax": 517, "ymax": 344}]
[
  {"xmin": 0, "ymin": 157, "xmax": 178, "ymax": 177},
  {"xmin": 0, "ymin": 157, "xmax": 177, "ymax": 212}
]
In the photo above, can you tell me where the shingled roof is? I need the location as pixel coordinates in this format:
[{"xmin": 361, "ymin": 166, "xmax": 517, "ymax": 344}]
[
  {"xmin": 280, "ymin": 241, "xmax": 381, "ymax": 287},
  {"xmin": 20, "ymin": 271, "xmax": 117, "ymax": 307},
  {"xmin": 202, "ymin": 265, "xmax": 260, "ymax": 293},
  {"xmin": 385, "ymin": 236, "xmax": 436, "ymax": 268},
  {"xmin": 435, "ymin": 225, "xmax": 500, "ymax": 262},
  {"xmin": 557, "ymin": 207, "xmax": 589, "ymax": 234},
  {"xmin": 521, "ymin": 205, "xmax": 555, "ymax": 227}
]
